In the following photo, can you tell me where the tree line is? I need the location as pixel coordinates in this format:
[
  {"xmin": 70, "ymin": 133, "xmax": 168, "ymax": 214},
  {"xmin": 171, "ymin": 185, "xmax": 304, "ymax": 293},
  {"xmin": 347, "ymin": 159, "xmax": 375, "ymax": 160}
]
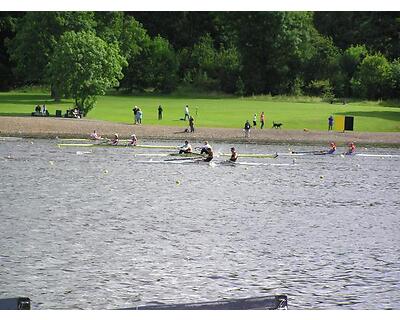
[{"xmin": 0, "ymin": 12, "xmax": 399, "ymax": 114}]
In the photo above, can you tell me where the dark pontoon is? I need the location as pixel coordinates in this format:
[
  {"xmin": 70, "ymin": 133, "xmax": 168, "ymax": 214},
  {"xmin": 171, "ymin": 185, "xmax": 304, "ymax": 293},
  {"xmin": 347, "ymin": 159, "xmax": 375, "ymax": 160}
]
[{"xmin": 0, "ymin": 295, "xmax": 287, "ymax": 310}]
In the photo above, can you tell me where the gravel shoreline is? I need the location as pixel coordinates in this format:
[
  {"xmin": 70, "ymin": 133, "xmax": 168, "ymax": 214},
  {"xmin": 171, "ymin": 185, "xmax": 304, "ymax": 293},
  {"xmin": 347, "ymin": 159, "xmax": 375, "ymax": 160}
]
[{"xmin": 1, "ymin": 116, "xmax": 400, "ymax": 147}]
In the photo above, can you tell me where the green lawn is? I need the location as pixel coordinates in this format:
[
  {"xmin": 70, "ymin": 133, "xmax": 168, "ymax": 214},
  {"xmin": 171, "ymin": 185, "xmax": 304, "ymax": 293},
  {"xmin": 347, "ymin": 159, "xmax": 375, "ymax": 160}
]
[{"xmin": 0, "ymin": 91, "xmax": 399, "ymax": 132}]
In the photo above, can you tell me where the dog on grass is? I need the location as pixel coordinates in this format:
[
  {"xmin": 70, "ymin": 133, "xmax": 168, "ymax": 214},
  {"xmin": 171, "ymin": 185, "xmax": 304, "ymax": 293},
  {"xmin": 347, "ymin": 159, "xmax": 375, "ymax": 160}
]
[{"xmin": 272, "ymin": 121, "xmax": 283, "ymax": 129}]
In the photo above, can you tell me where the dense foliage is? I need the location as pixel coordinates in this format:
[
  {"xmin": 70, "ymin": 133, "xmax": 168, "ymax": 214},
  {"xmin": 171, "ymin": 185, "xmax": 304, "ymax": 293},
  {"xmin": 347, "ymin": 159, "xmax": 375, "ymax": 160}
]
[{"xmin": 1, "ymin": 11, "xmax": 399, "ymax": 113}]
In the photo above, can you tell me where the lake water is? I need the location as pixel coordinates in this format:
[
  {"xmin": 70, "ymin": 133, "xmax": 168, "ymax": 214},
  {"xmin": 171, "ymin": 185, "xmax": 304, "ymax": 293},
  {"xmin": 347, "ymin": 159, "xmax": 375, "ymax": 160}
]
[{"xmin": 0, "ymin": 138, "xmax": 399, "ymax": 309}]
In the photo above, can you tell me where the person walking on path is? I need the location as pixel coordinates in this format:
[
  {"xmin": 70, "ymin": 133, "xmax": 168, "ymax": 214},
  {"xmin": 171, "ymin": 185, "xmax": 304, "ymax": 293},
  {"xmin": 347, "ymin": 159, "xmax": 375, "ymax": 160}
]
[
  {"xmin": 328, "ymin": 115, "xmax": 334, "ymax": 131},
  {"xmin": 244, "ymin": 120, "xmax": 251, "ymax": 138},
  {"xmin": 260, "ymin": 112, "xmax": 265, "ymax": 129},
  {"xmin": 158, "ymin": 105, "xmax": 163, "ymax": 120},
  {"xmin": 189, "ymin": 116, "xmax": 195, "ymax": 133},
  {"xmin": 184, "ymin": 105, "xmax": 190, "ymax": 121},
  {"xmin": 253, "ymin": 113, "xmax": 257, "ymax": 128}
]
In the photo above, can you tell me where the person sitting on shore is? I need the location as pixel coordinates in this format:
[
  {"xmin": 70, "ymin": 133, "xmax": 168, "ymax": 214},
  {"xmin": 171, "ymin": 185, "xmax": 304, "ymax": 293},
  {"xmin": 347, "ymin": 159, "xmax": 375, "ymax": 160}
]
[
  {"xmin": 179, "ymin": 140, "xmax": 192, "ymax": 154},
  {"xmin": 90, "ymin": 130, "xmax": 102, "ymax": 140},
  {"xmin": 72, "ymin": 107, "xmax": 81, "ymax": 119},
  {"xmin": 328, "ymin": 142, "xmax": 336, "ymax": 154},
  {"xmin": 229, "ymin": 147, "xmax": 238, "ymax": 162},
  {"xmin": 110, "ymin": 133, "xmax": 119, "ymax": 145},
  {"xmin": 127, "ymin": 133, "xmax": 138, "ymax": 146},
  {"xmin": 41, "ymin": 104, "xmax": 48, "ymax": 116}
]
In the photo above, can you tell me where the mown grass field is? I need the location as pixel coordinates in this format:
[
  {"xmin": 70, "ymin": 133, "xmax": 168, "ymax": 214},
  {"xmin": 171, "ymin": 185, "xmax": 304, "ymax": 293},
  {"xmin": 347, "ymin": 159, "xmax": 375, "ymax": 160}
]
[{"xmin": 0, "ymin": 91, "xmax": 399, "ymax": 132}]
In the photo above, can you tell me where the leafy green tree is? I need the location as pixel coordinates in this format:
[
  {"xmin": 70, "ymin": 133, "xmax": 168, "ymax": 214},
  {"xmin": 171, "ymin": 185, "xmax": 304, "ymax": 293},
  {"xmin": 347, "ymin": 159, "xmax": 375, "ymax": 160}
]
[
  {"xmin": 121, "ymin": 34, "xmax": 179, "ymax": 93},
  {"xmin": 0, "ymin": 13, "xmax": 21, "ymax": 89},
  {"xmin": 225, "ymin": 12, "xmax": 315, "ymax": 95},
  {"xmin": 339, "ymin": 45, "xmax": 369, "ymax": 96},
  {"xmin": 304, "ymin": 32, "xmax": 342, "ymax": 96},
  {"xmin": 95, "ymin": 12, "xmax": 148, "ymax": 61},
  {"xmin": 314, "ymin": 12, "xmax": 400, "ymax": 60},
  {"xmin": 7, "ymin": 12, "xmax": 95, "ymax": 85},
  {"xmin": 351, "ymin": 53, "xmax": 391, "ymax": 99},
  {"xmin": 47, "ymin": 31, "xmax": 126, "ymax": 115},
  {"xmin": 389, "ymin": 59, "xmax": 400, "ymax": 98}
]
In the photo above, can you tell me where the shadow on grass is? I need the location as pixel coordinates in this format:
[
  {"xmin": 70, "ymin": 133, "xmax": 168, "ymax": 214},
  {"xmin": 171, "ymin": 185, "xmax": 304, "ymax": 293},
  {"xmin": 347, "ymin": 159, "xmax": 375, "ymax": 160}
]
[
  {"xmin": 0, "ymin": 112, "xmax": 31, "ymax": 117},
  {"xmin": 0, "ymin": 94, "xmax": 52, "ymax": 105},
  {"xmin": 379, "ymin": 100, "xmax": 400, "ymax": 108},
  {"xmin": 336, "ymin": 110, "xmax": 400, "ymax": 121}
]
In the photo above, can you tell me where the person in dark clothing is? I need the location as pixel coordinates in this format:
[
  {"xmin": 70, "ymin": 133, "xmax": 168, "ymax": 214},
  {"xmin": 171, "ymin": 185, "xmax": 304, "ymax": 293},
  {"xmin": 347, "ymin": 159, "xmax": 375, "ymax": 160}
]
[
  {"xmin": 158, "ymin": 105, "xmax": 163, "ymax": 120},
  {"xmin": 328, "ymin": 115, "xmax": 334, "ymax": 131},
  {"xmin": 132, "ymin": 106, "xmax": 139, "ymax": 124},
  {"xmin": 189, "ymin": 116, "xmax": 195, "ymax": 132},
  {"xmin": 229, "ymin": 147, "xmax": 238, "ymax": 162},
  {"xmin": 203, "ymin": 148, "xmax": 214, "ymax": 162},
  {"xmin": 244, "ymin": 120, "xmax": 251, "ymax": 138}
]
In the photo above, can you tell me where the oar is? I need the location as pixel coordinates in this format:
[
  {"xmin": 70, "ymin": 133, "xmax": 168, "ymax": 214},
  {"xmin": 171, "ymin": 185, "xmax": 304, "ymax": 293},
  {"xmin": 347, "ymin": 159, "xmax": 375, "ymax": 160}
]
[
  {"xmin": 164, "ymin": 157, "xmax": 202, "ymax": 161},
  {"xmin": 291, "ymin": 150, "xmax": 325, "ymax": 154}
]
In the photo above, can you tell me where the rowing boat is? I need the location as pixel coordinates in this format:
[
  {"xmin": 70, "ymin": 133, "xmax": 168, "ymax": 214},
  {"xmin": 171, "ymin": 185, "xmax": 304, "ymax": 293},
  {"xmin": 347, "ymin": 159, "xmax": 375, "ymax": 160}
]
[{"xmin": 57, "ymin": 143, "xmax": 177, "ymax": 149}]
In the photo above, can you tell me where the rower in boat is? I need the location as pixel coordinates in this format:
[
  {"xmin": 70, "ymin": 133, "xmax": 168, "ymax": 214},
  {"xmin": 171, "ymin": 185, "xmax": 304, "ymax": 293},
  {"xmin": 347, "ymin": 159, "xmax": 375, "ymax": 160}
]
[
  {"xmin": 127, "ymin": 134, "xmax": 137, "ymax": 146},
  {"xmin": 328, "ymin": 142, "xmax": 336, "ymax": 154},
  {"xmin": 179, "ymin": 141, "xmax": 192, "ymax": 154},
  {"xmin": 109, "ymin": 133, "xmax": 119, "ymax": 145},
  {"xmin": 346, "ymin": 142, "xmax": 356, "ymax": 155},
  {"xmin": 198, "ymin": 141, "xmax": 212, "ymax": 154},
  {"xmin": 89, "ymin": 130, "xmax": 102, "ymax": 140},
  {"xmin": 229, "ymin": 147, "xmax": 238, "ymax": 162},
  {"xmin": 203, "ymin": 147, "xmax": 214, "ymax": 162}
]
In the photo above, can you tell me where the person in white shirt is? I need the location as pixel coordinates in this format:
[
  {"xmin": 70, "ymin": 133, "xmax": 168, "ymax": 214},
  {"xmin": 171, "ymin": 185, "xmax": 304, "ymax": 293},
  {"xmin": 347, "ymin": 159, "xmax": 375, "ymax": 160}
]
[
  {"xmin": 184, "ymin": 105, "xmax": 190, "ymax": 120},
  {"xmin": 127, "ymin": 134, "xmax": 138, "ymax": 146},
  {"xmin": 179, "ymin": 140, "xmax": 192, "ymax": 154},
  {"xmin": 198, "ymin": 141, "xmax": 212, "ymax": 154},
  {"xmin": 89, "ymin": 130, "xmax": 102, "ymax": 140}
]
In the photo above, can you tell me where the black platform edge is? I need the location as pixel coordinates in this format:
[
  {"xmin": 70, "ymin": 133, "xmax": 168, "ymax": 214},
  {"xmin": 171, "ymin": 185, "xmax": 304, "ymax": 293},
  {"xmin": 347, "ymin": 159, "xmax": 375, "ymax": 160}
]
[
  {"xmin": 122, "ymin": 295, "xmax": 288, "ymax": 310},
  {"xmin": 0, "ymin": 297, "xmax": 31, "ymax": 310}
]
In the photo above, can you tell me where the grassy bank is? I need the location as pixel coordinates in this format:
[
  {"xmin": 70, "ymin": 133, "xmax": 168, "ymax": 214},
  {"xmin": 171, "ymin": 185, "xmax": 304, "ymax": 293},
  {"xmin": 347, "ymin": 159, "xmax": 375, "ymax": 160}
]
[{"xmin": 0, "ymin": 90, "xmax": 399, "ymax": 132}]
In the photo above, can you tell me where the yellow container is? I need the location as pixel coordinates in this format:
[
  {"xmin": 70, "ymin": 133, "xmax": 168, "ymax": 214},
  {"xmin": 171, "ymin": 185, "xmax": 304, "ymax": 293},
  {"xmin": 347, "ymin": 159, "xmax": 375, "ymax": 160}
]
[{"xmin": 334, "ymin": 115, "xmax": 345, "ymax": 131}]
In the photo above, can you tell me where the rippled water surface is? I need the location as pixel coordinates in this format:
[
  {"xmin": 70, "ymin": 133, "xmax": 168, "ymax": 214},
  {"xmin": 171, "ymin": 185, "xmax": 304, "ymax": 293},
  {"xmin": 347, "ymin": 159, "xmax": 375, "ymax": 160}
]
[{"xmin": 0, "ymin": 138, "xmax": 399, "ymax": 309}]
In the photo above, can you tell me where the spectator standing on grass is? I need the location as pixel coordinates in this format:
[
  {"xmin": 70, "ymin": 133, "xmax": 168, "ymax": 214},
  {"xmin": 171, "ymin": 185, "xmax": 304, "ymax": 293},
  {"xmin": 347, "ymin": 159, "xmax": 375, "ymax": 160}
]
[
  {"xmin": 132, "ymin": 106, "xmax": 139, "ymax": 124},
  {"xmin": 328, "ymin": 115, "xmax": 334, "ymax": 131},
  {"xmin": 260, "ymin": 112, "xmax": 265, "ymax": 129},
  {"xmin": 244, "ymin": 120, "xmax": 251, "ymax": 138},
  {"xmin": 184, "ymin": 105, "xmax": 190, "ymax": 120},
  {"xmin": 253, "ymin": 113, "xmax": 257, "ymax": 127},
  {"xmin": 137, "ymin": 108, "xmax": 143, "ymax": 124},
  {"xmin": 158, "ymin": 105, "xmax": 163, "ymax": 120}
]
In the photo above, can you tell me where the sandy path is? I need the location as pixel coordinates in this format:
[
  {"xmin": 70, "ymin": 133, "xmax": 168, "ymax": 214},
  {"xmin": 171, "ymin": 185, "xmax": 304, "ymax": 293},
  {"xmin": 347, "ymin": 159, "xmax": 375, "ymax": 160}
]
[{"xmin": 1, "ymin": 116, "xmax": 400, "ymax": 146}]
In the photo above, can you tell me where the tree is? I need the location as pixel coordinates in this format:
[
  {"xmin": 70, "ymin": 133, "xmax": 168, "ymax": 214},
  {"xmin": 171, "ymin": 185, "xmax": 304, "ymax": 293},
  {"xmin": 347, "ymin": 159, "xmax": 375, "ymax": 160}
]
[
  {"xmin": 351, "ymin": 53, "xmax": 391, "ymax": 99},
  {"xmin": 304, "ymin": 32, "xmax": 342, "ymax": 96},
  {"xmin": 339, "ymin": 45, "xmax": 369, "ymax": 96},
  {"xmin": 47, "ymin": 31, "xmax": 127, "ymax": 115},
  {"xmin": 7, "ymin": 12, "xmax": 95, "ymax": 85},
  {"xmin": 225, "ymin": 12, "xmax": 315, "ymax": 95},
  {"xmin": 389, "ymin": 59, "xmax": 400, "ymax": 98}
]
